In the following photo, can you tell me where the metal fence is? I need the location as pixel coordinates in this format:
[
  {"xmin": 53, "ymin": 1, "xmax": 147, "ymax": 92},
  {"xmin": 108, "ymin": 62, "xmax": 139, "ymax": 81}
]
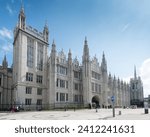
[{"xmin": 0, "ymin": 102, "xmax": 87, "ymax": 111}]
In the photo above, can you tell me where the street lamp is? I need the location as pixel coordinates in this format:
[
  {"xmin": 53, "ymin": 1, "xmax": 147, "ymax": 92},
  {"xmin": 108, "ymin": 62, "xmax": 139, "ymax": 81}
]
[{"xmin": 111, "ymin": 96, "xmax": 115, "ymax": 117}]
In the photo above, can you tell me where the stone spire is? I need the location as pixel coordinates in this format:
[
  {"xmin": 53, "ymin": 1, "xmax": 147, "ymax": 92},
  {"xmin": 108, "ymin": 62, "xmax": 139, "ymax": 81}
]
[
  {"xmin": 113, "ymin": 75, "xmax": 116, "ymax": 81},
  {"xmin": 102, "ymin": 51, "xmax": 106, "ymax": 64},
  {"xmin": 51, "ymin": 39, "xmax": 56, "ymax": 53},
  {"xmin": 101, "ymin": 51, "xmax": 107, "ymax": 72},
  {"xmin": 108, "ymin": 72, "xmax": 111, "ymax": 79},
  {"xmin": 113, "ymin": 75, "xmax": 116, "ymax": 87},
  {"xmin": 117, "ymin": 77, "xmax": 120, "ymax": 88},
  {"xmin": 18, "ymin": 1, "xmax": 25, "ymax": 30},
  {"xmin": 82, "ymin": 37, "xmax": 89, "ymax": 63},
  {"xmin": 68, "ymin": 49, "xmax": 72, "ymax": 65},
  {"xmin": 134, "ymin": 65, "xmax": 137, "ymax": 79},
  {"xmin": 68, "ymin": 49, "xmax": 72, "ymax": 59},
  {"xmin": 43, "ymin": 20, "xmax": 49, "ymax": 42},
  {"xmin": 83, "ymin": 37, "xmax": 89, "ymax": 55},
  {"xmin": 2, "ymin": 55, "xmax": 8, "ymax": 69},
  {"xmin": 84, "ymin": 36, "xmax": 88, "ymax": 45}
]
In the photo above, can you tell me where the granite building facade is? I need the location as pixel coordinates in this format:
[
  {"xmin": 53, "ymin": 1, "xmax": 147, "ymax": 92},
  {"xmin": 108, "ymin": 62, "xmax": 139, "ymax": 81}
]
[
  {"xmin": 0, "ymin": 7, "xmax": 144, "ymax": 110},
  {"xmin": 0, "ymin": 56, "xmax": 13, "ymax": 110},
  {"xmin": 130, "ymin": 67, "xmax": 144, "ymax": 107}
]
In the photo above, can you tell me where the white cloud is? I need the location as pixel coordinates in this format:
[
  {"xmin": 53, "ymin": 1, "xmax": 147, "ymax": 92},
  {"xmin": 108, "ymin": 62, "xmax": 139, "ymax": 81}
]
[
  {"xmin": 139, "ymin": 58, "xmax": 150, "ymax": 97},
  {"xmin": 0, "ymin": 27, "xmax": 13, "ymax": 39},
  {"xmin": 6, "ymin": 4, "xmax": 13, "ymax": 15},
  {"xmin": 1, "ymin": 43, "xmax": 13, "ymax": 53}
]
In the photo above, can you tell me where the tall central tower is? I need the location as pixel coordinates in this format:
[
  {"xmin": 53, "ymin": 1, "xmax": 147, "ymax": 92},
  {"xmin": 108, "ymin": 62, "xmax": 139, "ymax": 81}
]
[
  {"xmin": 82, "ymin": 37, "xmax": 91, "ymax": 107},
  {"xmin": 101, "ymin": 52, "xmax": 108, "ymax": 107}
]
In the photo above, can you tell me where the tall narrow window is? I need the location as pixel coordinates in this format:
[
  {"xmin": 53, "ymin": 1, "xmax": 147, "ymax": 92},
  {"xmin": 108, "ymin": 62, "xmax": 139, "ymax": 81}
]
[
  {"xmin": 60, "ymin": 93, "xmax": 65, "ymax": 101},
  {"xmin": 74, "ymin": 71, "xmax": 79, "ymax": 78},
  {"xmin": 56, "ymin": 92, "xmax": 59, "ymax": 101},
  {"xmin": 92, "ymin": 71, "xmax": 100, "ymax": 80},
  {"xmin": 37, "ymin": 43, "xmax": 43, "ymax": 71},
  {"xmin": 66, "ymin": 81, "xmax": 68, "ymax": 89},
  {"xmin": 74, "ymin": 83, "xmax": 78, "ymax": 90},
  {"xmin": 27, "ymin": 37, "xmax": 34, "ymax": 68},
  {"xmin": 95, "ymin": 83, "xmax": 98, "ymax": 92},
  {"xmin": 60, "ymin": 80, "xmax": 65, "ymax": 88},
  {"xmin": 26, "ymin": 72, "xmax": 33, "ymax": 81},
  {"xmin": 56, "ymin": 78, "xmax": 59, "ymax": 87},
  {"xmin": 66, "ymin": 94, "xmax": 68, "ymax": 101},
  {"xmin": 37, "ymin": 99, "xmax": 42, "ymax": 105},
  {"xmin": 26, "ymin": 87, "xmax": 32, "ymax": 94},
  {"xmin": 25, "ymin": 98, "xmax": 32, "ymax": 105},
  {"xmin": 36, "ymin": 75, "xmax": 43, "ymax": 84},
  {"xmin": 91, "ymin": 82, "xmax": 94, "ymax": 91},
  {"xmin": 57, "ymin": 65, "xmax": 67, "ymax": 75},
  {"xmin": 99, "ymin": 85, "xmax": 101, "ymax": 93},
  {"xmin": 74, "ymin": 95, "xmax": 78, "ymax": 102},
  {"xmin": 37, "ymin": 88, "xmax": 42, "ymax": 95}
]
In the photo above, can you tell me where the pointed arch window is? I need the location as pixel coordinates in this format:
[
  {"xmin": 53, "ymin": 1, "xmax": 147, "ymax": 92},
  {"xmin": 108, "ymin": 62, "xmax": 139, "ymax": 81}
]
[
  {"xmin": 37, "ymin": 42, "xmax": 43, "ymax": 71},
  {"xmin": 27, "ymin": 37, "xmax": 34, "ymax": 68}
]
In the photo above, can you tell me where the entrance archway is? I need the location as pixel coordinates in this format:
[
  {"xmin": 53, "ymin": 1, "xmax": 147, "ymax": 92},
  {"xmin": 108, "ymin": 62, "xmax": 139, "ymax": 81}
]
[{"xmin": 92, "ymin": 95, "xmax": 100, "ymax": 108}]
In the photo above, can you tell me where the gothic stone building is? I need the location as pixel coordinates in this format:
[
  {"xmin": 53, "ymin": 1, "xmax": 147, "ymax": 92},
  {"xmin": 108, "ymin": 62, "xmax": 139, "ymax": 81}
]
[
  {"xmin": 0, "ymin": 56, "xmax": 13, "ymax": 110},
  {"xmin": 11, "ymin": 7, "xmax": 144, "ymax": 110},
  {"xmin": 130, "ymin": 67, "xmax": 144, "ymax": 107}
]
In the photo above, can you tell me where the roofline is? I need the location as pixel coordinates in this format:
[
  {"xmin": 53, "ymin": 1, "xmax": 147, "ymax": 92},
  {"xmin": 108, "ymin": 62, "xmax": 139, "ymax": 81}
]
[{"xmin": 13, "ymin": 28, "xmax": 49, "ymax": 46}]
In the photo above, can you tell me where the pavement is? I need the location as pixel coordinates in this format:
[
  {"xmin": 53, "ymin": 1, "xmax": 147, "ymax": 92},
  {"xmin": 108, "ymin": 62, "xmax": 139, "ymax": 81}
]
[{"xmin": 0, "ymin": 108, "xmax": 150, "ymax": 120}]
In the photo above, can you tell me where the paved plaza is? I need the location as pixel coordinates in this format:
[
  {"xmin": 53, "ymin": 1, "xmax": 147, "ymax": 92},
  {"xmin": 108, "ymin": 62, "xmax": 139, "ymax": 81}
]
[{"xmin": 0, "ymin": 108, "xmax": 149, "ymax": 120}]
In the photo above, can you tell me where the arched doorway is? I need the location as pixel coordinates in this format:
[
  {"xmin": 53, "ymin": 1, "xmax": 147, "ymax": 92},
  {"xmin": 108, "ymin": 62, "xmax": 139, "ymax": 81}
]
[{"xmin": 92, "ymin": 95, "xmax": 100, "ymax": 108}]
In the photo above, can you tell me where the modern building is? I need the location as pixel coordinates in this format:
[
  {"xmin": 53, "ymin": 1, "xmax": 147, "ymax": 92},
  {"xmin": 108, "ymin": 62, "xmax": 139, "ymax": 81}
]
[
  {"xmin": 0, "ymin": 56, "xmax": 13, "ymax": 110},
  {"xmin": 11, "ymin": 7, "xmax": 134, "ymax": 110},
  {"xmin": 130, "ymin": 66, "xmax": 144, "ymax": 107}
]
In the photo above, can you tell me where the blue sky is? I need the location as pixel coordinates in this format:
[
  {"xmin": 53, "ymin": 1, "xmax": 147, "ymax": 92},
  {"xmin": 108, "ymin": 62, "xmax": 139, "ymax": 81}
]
[{"xmin": 0, "ymin": 0, "xmax": 150, "ymax": 96}]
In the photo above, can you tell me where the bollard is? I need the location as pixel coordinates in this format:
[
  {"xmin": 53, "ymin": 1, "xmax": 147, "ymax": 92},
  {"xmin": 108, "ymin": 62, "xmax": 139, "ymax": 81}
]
[
  {"xmin": 119, "ymin": 111, "xmax": 121, "ymax": 115},
  {"xmin": 96, "ymin": 108, "xmax": 98, "ymax": 112},
  {"xmin": 145, "ymin": 109, "xmax": 148, "ymax": 114},
  {"xmin": 144, "ymin": 102, "xmax": 149, "ymax": 114}
]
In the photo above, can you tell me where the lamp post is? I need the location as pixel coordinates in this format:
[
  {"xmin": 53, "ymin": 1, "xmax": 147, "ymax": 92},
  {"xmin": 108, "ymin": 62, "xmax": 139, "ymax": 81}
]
[{"xmin": 111, "ymin": 96, "xmax": 115, "ymax": 117}]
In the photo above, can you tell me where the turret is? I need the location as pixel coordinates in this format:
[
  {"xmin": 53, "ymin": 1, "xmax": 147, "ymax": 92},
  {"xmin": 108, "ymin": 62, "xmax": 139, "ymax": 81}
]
[
  {"xmin": 18, "ymin": 5, "xmax": 25, "ymax": 30},
  {"xmin": 51, "ymin": 40, "xmax": 56, "ymax": 53},
  {"xmin": 101, "ymin": 52, "xmax": 107, "ymax": 72},
  {"xmin": 2, "ymin": 55, "xmax": 8, "ymax": 69},
  {"xmin": 43, "ymin": 22, "xmax": 49, "ymax": 43},
  {"xmin": 82, "ymin": 37, "xmax": 91, "ymax": 106},
  {"xmin": 101, "ymin": 52, "xmax": 108, "ymax": 107},
  {"xmin": 108, "ymin": 73, "xmax": 112, "ymax": 83},
  {"xmin": 50, "ymin": 40, "xmax": 56, "ymax": 65},
  {"xmin": 68, "ymin": 49, "xmax": 72, "ymax": 64},
  {"xmin": 48, "ymin": 39, "xmax": 57, "ymax": 105},
  {"xmin": 82, "ymin": 37, "xmax": 89, "ymax": 63},
  {"xmin": 117, "ymin": 78, "xmax": 120, "ymax": 88},
  {"xmin": 82, "ymin": 37, "xmax": 90, "ymax": 77},
  {"xmin": 113, "ymin": 75, "xmax": 116, "ymax": 82},
  {"xmin": 134, "ymin": 65, "xmax": 137, "ymax": 79},
  {"xmin": 113, "ymin": 75, "xmax": 116, "ymax": 93}
]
